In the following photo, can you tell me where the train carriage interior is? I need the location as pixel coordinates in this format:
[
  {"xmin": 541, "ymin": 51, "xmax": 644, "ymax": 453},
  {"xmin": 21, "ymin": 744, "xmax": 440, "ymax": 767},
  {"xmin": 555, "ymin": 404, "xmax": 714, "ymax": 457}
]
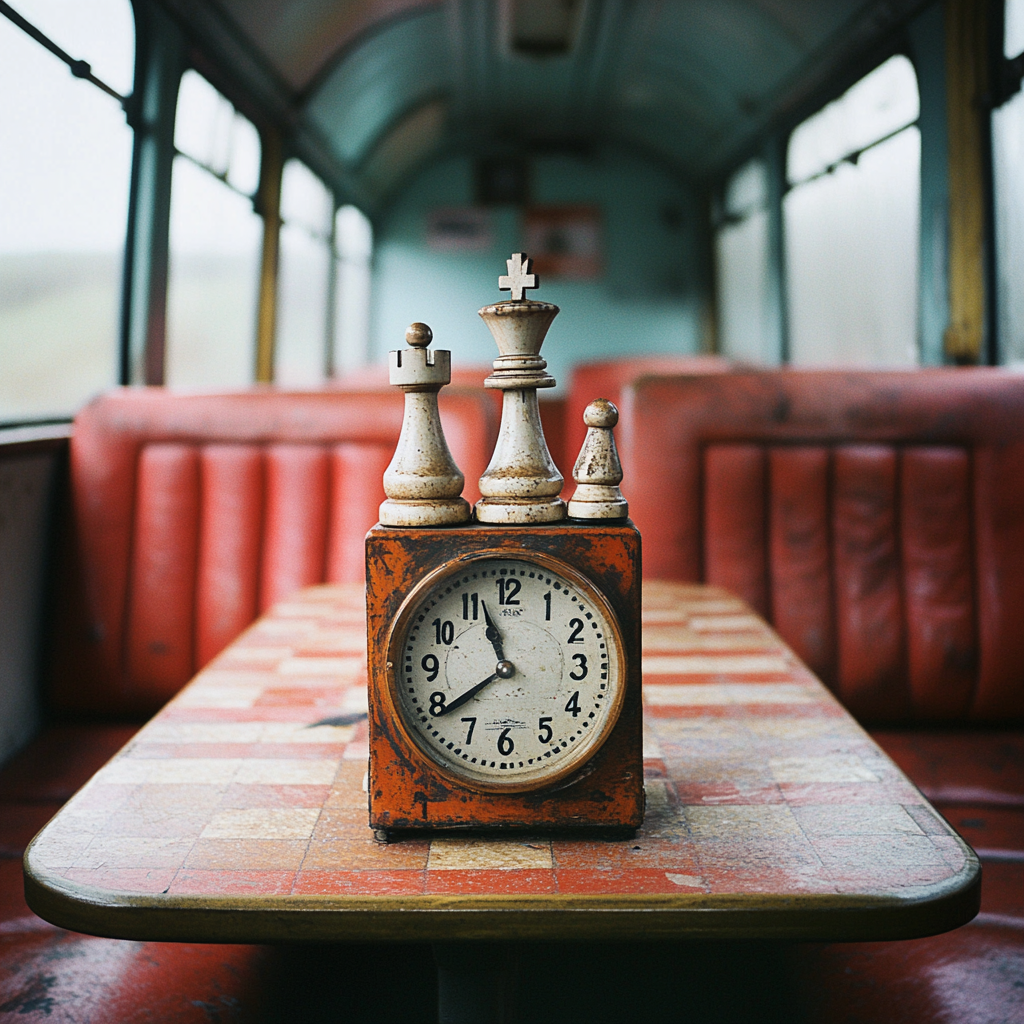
[{"xmin": 2, "ymin": 0, "xmax": 1024, "ymax": 1020}]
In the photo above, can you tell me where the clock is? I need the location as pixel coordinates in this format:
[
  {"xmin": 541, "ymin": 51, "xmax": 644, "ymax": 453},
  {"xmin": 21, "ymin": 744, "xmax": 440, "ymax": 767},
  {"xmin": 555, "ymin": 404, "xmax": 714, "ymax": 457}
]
[
  {"xmin": 389, "ymin": 552, "xmax": 624, "ymax": 791},
  {"xmin": 366, "ymin": 524, "xmax": 641, "ymax": 833},
  {"xmin": 366, "ymin": 255, "xmax": 642, "ymax": 835}
]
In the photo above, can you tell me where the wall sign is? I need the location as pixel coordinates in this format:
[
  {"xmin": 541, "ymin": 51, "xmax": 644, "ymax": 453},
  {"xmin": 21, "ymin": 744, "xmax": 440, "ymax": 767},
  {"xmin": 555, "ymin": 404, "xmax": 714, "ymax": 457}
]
[
  {"xmin": 523, "ymin": 205, "xmax": 602, "ymax": 279},
  {"xmin": 426, "ymin": 207, "xmax": 493, "ymax": 252}
]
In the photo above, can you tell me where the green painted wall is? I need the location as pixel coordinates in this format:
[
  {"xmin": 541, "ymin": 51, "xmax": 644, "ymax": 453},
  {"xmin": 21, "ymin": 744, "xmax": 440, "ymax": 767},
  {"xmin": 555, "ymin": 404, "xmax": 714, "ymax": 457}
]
[{"xmin": 369, "ymin": 147, "xmax": 705, "ymax": 389}]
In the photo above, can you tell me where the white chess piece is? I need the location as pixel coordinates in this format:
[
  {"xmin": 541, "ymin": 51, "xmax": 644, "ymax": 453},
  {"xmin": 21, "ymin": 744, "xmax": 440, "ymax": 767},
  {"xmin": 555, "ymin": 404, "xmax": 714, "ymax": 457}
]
[
  {"xmin": 379, "ymin": 323, "xmax": 471, "ymax": 527},
  {"xmin": 476, "ymin": 254, "xmax": 567, "ymax": 524},
  {"xmin": 567, "ymin": 399, "xmax": 629, "ymax": 519}
]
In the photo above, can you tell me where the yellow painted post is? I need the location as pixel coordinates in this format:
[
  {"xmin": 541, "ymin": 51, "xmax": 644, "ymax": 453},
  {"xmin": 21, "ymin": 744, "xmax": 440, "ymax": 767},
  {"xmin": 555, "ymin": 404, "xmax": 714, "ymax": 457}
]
[
  {"xmin": 255, "ymin": 128, "xmax": 283, "ymax": 383},
  {"xmin": 944, "ymin": 0, "xmax": 988, "ymax": 364}
]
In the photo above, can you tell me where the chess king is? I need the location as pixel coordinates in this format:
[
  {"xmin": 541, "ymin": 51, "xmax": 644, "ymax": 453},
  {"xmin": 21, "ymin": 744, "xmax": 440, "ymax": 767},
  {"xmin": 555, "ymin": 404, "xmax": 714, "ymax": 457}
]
[{"xmin": 365, "ymin": 254, "xmax": 643, "ymax": 836}]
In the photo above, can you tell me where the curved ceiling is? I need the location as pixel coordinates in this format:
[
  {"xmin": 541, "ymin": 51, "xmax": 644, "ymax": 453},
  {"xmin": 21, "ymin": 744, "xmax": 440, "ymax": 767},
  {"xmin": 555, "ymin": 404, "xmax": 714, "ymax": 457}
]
[{"xmin": 163, "ymin": 0, "xmax": 930, "ymax": 211}]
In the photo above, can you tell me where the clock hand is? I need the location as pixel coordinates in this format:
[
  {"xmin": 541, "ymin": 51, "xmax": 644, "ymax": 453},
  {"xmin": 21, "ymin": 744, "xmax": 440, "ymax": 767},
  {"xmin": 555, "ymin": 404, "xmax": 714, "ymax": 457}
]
[
  {"xmin": 438, "ymin": 659, "xmax": 515, "ymax": 717},
  {"xmin": 438, "ymin": 672, "xmax": 498, "ymax": 717},
  {"xmin": 481, "ymin": 601, "xmax": 506, "ymax": 662}
]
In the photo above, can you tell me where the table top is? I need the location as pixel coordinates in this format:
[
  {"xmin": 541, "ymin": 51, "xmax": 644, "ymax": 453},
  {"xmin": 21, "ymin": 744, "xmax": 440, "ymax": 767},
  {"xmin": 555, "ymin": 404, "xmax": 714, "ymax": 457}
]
[{"xmin": 25, "ymin": 582, "xmax": 979, "ymax": 943}]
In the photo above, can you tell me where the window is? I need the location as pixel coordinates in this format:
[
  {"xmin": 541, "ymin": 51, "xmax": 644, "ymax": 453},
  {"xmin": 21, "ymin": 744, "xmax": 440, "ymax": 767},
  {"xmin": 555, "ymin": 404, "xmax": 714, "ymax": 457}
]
[
  {"xmin": 166, "ymin": 70, "xmax": 262, "ymax": 388},
  {"xmin": 784, "ymin": 55, "xmax": 921, "ymax": 366},
  {"xmin": 992, "ymin": 0, "xmax": 1024, "ymax": 363},
  {"xmin": 275, "ymin": 160, "xmax": 334, "ymax": 386},
  {"xmin": 0, "ymin": 0, "xmax": 134, "ymax": 422},
  {"xmin": 333, "ymin": 205, "xmax": 373, "ymax": 375},
  {"xmin": 1006, "ymin": 0, "xmax": 1024, "ymax": 59},
  {"xmin": 715, "ymin": 159, "xmax": 774, "ymax": 364}
]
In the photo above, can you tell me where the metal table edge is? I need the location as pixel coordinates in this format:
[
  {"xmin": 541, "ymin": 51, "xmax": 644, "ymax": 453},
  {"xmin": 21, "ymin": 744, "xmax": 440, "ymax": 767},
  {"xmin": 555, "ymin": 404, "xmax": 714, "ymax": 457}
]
[{"xmin": 24, "ymin": 836, "xmax": 981, "ymax": 945}]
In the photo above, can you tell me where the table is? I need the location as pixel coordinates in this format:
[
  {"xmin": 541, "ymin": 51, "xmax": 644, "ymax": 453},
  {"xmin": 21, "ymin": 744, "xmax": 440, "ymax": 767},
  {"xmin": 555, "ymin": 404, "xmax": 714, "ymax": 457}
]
[{"xmin": 24, "ymin": 582, "xmax": 979, "ymax": 1011}]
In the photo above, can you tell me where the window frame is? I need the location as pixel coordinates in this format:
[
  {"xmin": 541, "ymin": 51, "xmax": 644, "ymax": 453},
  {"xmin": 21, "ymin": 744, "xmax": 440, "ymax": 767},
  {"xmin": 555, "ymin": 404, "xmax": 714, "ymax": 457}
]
[
  {"xmin": 988, "ymin": 0, "xmax": 1024, "ymax": 365},
  {"xmin": 713, "ymin": 44, "xmax": 927, "ymax": 368}
]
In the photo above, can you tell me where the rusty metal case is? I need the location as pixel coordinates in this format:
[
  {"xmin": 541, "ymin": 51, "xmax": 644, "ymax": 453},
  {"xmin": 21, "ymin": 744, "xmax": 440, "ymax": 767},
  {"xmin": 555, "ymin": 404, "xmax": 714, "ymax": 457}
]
[{"xmin": 365, "ymin": 521, "xmax": 643, "ymax": 833}]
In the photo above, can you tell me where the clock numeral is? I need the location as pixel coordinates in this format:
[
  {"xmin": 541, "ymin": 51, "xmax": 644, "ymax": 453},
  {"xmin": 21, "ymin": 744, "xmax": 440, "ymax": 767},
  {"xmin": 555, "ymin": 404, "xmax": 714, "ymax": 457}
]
[
  {"xmin": 543, "ymin": 591, "xmax": 552, "ymax": 620},
  {"xmin": 461, "ymin": 592, "xmax": 479, "ymax": 620},
  {"xmin": 461, "ymin": 717, "xmax": 476, "ymax": 744},
  {"xmin": 497, "ymin": 577, "xmax": 521, "ymax": 605},
  {"xmin": 537, "ymin": 716, "xmax": 553, "ymax": 743},
  {"xmin": 497, "ymin": 728, "xmax": 515, "ymax": 756},
  {"xmin": 569, "ymin": 653, "xmax": 588, "ymax": 680},
  {"xmin": 429, "ymin": 691, "xmax": 447, "ymax": 716},
  {"xmin": 432, "ymin": 618, "xmax": 454, "ymax": 645},
  {"xmin": 565, "ymin": 691, "xmax": 582, "ymax": 717},
  {"xmin": 567, "ymin": 618, "xmax": 585, "ymax": 644},
  {"xmin": 421, "ymin": 654, "xmax": 439, "ymax": 682}
]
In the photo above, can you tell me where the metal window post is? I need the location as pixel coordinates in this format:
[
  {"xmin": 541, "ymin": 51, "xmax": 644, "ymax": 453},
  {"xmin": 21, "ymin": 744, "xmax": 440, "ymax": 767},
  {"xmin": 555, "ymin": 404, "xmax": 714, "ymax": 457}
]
[
  {"xmin": 324, "ymin": 203, "xmax": 338, "ymax": 380},
  {"xmin": 764, "ymin": 135, "xmax": 788, "ymax": 366},
  {"xmin": 120, "ymin": 2, "xmax": 185, "ymax": 386},
  {"xmin": 910, "ymin": 4, "xmax": 952, "ymax": 367}
]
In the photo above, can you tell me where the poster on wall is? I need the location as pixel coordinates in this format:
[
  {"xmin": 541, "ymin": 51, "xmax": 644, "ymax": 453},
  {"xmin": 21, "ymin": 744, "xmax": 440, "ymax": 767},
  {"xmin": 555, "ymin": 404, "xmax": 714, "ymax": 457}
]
[
  {"xmin": 523, "ymin": 205, "xmax": 602, "ymax": 279},
  {"xmin": 426, "ymin": 208, "xmax": 493, "ymax": 252}
]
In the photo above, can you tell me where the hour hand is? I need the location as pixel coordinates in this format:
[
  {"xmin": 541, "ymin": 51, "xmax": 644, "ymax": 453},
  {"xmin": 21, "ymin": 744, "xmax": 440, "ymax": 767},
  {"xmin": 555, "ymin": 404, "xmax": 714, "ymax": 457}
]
[
  {"xmin": 437, "ymin": 658, "xmax": 515, "ymax": 717},
  {"xmin": 481, "ymin": 601, "xmax": 505, "ymax": 661},
  {"xmin": 438, "ymin": 672, "xmax": 499, "ymax": 717}
]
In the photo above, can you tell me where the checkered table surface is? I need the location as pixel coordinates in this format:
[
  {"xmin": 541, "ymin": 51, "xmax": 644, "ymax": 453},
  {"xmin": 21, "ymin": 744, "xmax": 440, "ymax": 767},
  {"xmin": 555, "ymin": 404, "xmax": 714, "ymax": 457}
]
[{"xmin": 25, "ymin": 583, "xmax": 978, "ymax": 942}]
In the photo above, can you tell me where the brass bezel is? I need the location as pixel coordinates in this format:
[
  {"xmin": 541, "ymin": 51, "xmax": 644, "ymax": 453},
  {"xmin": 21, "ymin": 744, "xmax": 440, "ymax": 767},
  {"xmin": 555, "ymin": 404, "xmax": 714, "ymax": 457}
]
[{"xmin": 383, "ymin": 549, "xmax": 627, "ymax": 794}]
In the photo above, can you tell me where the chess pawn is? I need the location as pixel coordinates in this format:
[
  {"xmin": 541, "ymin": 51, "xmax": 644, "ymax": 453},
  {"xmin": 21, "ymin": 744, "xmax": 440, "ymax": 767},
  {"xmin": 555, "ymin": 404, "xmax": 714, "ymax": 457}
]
[
  {"xmin": 567, "ymin": 399, "xmax": 629, "ymax": 519},
  {"xmin": 379, "ymin": 323, "xmax": 471, "ymax": 527}
]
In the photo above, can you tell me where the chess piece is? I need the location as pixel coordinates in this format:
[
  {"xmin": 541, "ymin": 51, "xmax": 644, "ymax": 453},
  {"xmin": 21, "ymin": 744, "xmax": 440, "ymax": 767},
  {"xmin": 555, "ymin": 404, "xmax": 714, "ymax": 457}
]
[
  {"xmin": 567, "ymin": 399, "xmax": 629, "ymax": 519},
  {"xmin": 379, "ymin": 322, "xmax": 471, "ymax": 527},
  {"xmin": 365, "ymin": 265, "xmax": 643, "ymax": 835},
  {"xmin": 475, "ymin": 254, "xmax": 566, "ymax": 523}
]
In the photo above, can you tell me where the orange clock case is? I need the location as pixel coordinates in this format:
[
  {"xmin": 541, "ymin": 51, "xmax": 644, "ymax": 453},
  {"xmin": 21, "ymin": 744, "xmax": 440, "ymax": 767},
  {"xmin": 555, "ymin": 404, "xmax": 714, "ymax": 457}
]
[{"xmin": 365, "ymin": 521, "xmax": 643, "ymax": 833}]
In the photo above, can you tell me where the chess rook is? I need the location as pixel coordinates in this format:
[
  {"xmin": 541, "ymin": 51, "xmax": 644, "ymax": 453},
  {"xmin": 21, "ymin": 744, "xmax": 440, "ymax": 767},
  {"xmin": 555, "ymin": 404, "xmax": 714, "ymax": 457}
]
[
  {"xmin": 379, "ymin": 322, "xmax": 471, "ymax": 527},
  {"xmin": 476, "ymin": 254, "xmax": 566, "ymax": 523},
  {"xmin": 568, "ymin": 399, "xmax": 629, "ymax": 519}
]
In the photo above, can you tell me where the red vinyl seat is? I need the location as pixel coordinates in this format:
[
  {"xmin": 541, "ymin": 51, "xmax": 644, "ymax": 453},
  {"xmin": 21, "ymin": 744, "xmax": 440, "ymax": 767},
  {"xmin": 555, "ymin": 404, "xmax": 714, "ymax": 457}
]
[
  {"xmin": 46, "ymin": 387, "xmax": 496, "ymax": 718},
  {"xmin": 623, "ymin": 368, "xmax": 1024, "ymax": 724},
  {"xmin": 620, "ymin": 367, "xmax": 1024, "ymax": 1022},
  {"xmin": 563, "ymin": 354, "xmax": 731, "ymax": 483},
  {"xmin": 4, "ymin": 385, "xmax": 497, "ymax": 1022},
  {"xmin": 9, "ymin": 374, "xmax": 1021, "ymax": 1021}
]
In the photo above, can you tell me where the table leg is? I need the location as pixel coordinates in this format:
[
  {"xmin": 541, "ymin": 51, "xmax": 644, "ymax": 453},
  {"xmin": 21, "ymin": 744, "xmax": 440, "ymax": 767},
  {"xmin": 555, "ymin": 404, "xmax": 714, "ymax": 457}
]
[{"xmin": 433, "ymin": 942, "xmax": 517, "ymax": 1024}]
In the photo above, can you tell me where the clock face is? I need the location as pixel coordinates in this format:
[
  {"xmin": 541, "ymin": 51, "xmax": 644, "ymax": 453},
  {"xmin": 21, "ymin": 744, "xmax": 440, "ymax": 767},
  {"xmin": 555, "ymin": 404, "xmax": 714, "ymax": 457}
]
[{"xmin": 387, "ymin": 554, "xmax": 625, "ymax": 792}]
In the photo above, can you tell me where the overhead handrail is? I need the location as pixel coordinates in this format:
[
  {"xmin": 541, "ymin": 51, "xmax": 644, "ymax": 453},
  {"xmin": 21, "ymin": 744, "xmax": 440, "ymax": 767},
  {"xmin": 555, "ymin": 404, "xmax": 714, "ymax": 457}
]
[{"xmin": 0, "ymin": 0, "xmax": 127, "ymax": 105}]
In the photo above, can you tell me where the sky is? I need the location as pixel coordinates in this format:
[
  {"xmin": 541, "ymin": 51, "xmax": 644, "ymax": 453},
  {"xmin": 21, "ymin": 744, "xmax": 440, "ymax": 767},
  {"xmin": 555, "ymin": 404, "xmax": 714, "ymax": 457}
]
[{"xmin": 0, "ymin": 0, "xmax": 134, "ymax": 253}]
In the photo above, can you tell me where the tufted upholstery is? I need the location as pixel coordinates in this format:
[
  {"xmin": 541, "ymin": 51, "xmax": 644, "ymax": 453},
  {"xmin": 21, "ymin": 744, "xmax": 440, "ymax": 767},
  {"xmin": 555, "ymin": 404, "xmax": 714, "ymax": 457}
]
[
  {"xmin": 48, "ymin": 388, "xmax": 496, "ymax": 718},
  {"xmin": 622, "ymin": 369, "xmax": 1024, "ymax": 724},
  {"xmin": 563, "ymin": 355, "xmax": 731, "ymax": 479}
]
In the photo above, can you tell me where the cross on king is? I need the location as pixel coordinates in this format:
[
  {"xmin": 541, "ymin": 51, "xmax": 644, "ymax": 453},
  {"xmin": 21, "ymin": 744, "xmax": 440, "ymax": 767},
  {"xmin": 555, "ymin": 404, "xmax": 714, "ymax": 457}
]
[{"xmin": 498, "ymin": 253, "xmax": 538, "ymax": 301}]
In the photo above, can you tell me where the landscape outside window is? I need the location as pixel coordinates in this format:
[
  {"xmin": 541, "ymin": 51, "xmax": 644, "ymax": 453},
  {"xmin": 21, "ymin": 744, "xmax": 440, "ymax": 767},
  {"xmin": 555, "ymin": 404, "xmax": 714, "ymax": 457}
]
[
  {"xmin": 0, "ymin": 0, "xmax": 133, "ymax": 422},
  {"xmin": 166, "ymin": 69, "xmax": 262, "ymax": 389},
  {"xmin": 785, "ymin": 55, "xmax": 921, "ymax": 367}
]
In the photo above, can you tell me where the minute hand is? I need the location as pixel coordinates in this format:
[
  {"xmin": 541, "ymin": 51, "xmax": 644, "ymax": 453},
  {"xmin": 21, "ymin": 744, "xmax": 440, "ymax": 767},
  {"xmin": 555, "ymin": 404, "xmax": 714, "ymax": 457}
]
[
  {"xmin": 481, "ymin": 601, "xmax": 506, "ymax": 661},
  {"xmin": 437, "ymin": 672, "xmax": 500, "ymax": 717}
]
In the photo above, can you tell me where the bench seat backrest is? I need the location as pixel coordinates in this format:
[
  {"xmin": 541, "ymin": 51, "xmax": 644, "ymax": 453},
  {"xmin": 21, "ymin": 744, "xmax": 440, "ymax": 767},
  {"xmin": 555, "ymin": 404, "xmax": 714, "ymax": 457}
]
[
  {"xmin": 49, "ymin": 388, "xmax": 496, "ymax": 717},
  {"xmin": 623, "ymin": 369, "xmax": 1024, "ymax": 724},
  {"xmin": 563, "ymin": 355, "xmax": 731, "ymax": 477}
]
